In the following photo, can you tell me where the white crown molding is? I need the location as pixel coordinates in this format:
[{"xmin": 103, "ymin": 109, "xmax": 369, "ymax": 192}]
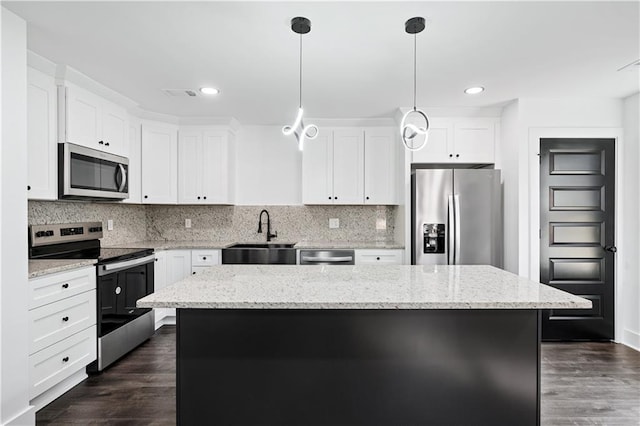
[
  {"xmin": 27, "ymin": 50, "xmax": 57, "ymax": 76},
  {"xmin": 395, "ymin": 106, "xmax": 504, "ymax": 124},
  {"xmin": 310, "ymin": 117, "xmax": 397, "ymax": 128}
]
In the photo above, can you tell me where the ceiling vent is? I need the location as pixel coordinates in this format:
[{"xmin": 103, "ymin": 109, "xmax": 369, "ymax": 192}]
[
  {"xmin": 162, "ymin": 89, "xmax": 199, "ymax": 97},
  {"xmin": 617, "ymin": 59, "xmax": 640, "ymax": 72}
]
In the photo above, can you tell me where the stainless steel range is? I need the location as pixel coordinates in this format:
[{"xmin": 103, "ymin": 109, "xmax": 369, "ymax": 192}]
[{"xmin": 29, "ymin": 222, "xmax": 155, "ymax": 372}]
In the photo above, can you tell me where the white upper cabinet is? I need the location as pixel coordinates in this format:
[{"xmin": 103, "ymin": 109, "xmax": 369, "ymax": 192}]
[
  {"xmin": 303, "ymin": 127, "xmax": 397, "ymax": 205},
  {"xmin": 141, "ymin": 122, "xmax": 178, "ymax": 204},
  {"xmin": 364, "ymin": 128, "xmax": 396, "ymax": 205},
  {"xmin": 302, "ymin": 129, "xmax": 333, "ymax": 204},
  {"xmin": 178, "ymin": 127, "xmax": 235, "ymax": 205},
  {"xmin": 452, "ymin": 118, "xmax": 497, "ymax": 164},
  {"xmin": 58, "ymin": 84, "xmax": 128, "ymax": 156},
  {"xmin": 303, "ymin": 128, "xmax": 364, "ymax": 204},
  {"xmin": 122, "ymin": 120, "xmax": 142, "ymax": 204},
  {"xmin": 332, "ymin": 129, "xmax": 364, "ymax": 204},
  {"xmin": 411, "ymin": 117, "xmax": 497, "ymax": 164},
  {"xmin": 27, "ymin": 67, "xmax": 58, "ymax": 200}
]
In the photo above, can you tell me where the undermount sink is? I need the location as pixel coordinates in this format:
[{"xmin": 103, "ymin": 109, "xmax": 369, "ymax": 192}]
[
  {"xmin": 222, "ymin": 243, "xmax": 297, "ymax": 264},
  {"xmin": 227, "ymin": 243, "xmax": 296, "ymax": 249}
]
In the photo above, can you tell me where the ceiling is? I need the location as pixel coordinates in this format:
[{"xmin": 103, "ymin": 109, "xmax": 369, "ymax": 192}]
[{"xmin": 4, "ymin": 1, "xmax": 639, "ymax": 125}]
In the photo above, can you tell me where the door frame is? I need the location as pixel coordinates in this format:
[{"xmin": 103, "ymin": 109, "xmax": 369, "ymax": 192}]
[{"xmin": 527, "ymin": 127, "xmax": 624, "ymax": 341}]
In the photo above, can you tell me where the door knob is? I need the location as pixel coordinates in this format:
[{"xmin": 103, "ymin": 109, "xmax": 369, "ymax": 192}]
[{"xmin": 604, "ymin": 245, "xmax": 617, "ymax": 253}]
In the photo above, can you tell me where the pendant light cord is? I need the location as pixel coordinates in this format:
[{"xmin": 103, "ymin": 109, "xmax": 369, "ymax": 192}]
[
  {"xmin": 299, "ymin": 33, "xmax": 303, "ymax": 109},
  {"xmin": 413, "ymin": 33, "xmax": 417, "ymax": 111}
]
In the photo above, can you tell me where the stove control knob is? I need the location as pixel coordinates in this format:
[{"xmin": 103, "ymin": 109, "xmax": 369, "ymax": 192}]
[
  {"xmin": 35, "ymin": 231, "xmax": 45, "ymax": 238},
  {"xmin": 45, "ymin": 230, "xmax": 54, "ymax": 236},
  {"xmin": 115, "ymin": 286, "xmax": 122, "ymax": 295}
]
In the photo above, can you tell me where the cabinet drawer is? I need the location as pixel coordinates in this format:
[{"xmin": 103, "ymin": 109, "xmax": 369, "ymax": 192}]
[
  {"xmin": 30, "ymin": 290, "xmax": 96, "ymax": 355},
  {"xmin": 190, "ymin": 266, "xmax": 211, "ymax": 276},
  {"xmin": 191, "ymin": 250, "xmax": 220, "ymax": 266},
  {"xmin": 30, "ymin": 267, "xmax": 96, "ymax": 309},
  {"xmin": 29, "ymin": 325, "xmax": 96, "ymax": 399},
  {"xmin": 354, "ymin": 250, "xmax": 404, "ymax": 265}
]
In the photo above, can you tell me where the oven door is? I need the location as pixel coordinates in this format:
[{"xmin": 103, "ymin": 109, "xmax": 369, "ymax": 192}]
[
  {"xmin": 97, "ymin": 255, "xmax": 155, "ymax": 338},
  {"xmin": 59, "ymin": 142, "xmax": 129, "ymax": 200}
]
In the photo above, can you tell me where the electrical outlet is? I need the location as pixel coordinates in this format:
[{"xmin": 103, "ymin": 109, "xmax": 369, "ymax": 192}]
[
  {"xmin": 107, "ymin": 219, "xmax": 114, "ymax": 231},
  {"xmin": 329, "ymin": 218, "xmax": 339, "ymax": 229},
  {"xmin": 376, "ymin": 218, "xmax": 387, "ymax": 230},
  {"xmin": 185, "ymin": 219, "xmax": 192, "ymax": 228}
]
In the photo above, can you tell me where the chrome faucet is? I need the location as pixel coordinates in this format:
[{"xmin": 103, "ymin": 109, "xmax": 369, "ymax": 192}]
[{"xmin": 257, "ymin": 209, "xmax": 277, "ymax": 242}]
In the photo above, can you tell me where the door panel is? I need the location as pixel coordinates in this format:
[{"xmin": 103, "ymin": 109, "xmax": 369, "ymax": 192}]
[
  {"xmin": 540, "ymin": 138, "xmax": 615, "ymax": 341},
  {"xmin": 412, "ymin": 169, "xmax": 452, "ymax": 265},
  {"xmin": 454, "ymin": 169, "xmax": 502, "ymax": 267}
]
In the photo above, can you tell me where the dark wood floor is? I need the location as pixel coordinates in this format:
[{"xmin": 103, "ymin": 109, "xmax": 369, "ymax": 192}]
[{"xmin": 38, "ymin": 326, "xmax": 640, "ymax": 425}]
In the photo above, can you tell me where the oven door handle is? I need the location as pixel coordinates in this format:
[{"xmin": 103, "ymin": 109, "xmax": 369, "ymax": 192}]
[{"xmin": 98, "ymin": 254, "xmax": 156, "ymax": 276}]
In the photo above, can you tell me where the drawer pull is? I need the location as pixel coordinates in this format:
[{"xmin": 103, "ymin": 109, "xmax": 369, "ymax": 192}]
[
  {"xmin": 202, "ymin": 257, "xmax": 207, "ymax": 260},
  {"xmin": 62, "ymin": 283, "xmax": 69, "ymax": 289},
  {"xmin": 376, "ymin": 257, "xmax": 380, "ymax": 260},
  {"xmin": 62, "ymin": 316, "xmax": 69, "ymax": 322},
  {"xmin": 62, "ymin": 356, "xmax": 69, "ymax": 363}
]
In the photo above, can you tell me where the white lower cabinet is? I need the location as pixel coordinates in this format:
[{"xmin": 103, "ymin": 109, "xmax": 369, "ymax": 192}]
[
  {"xmin": 354, "ymin": 249, "xmax": 404, "ymax": 265},
  {"xmin": 154, "ymin": 250, "xmax": 192, "ymax": 326},
  {"xmin": 191, "ymin": 249, "xmax": 221, "ymax": 275},
  {"xmin": 28, "ymin": 267, "xmax": 97, "ymax": 410}
]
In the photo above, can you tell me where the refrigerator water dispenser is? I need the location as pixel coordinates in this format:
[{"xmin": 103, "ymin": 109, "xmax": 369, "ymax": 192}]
[{"xmin": 423, "ymin": 223, "xmax": 445, "ymax": 253}]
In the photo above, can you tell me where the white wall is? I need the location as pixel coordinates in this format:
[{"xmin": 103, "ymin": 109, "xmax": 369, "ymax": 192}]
[
  {"xmin": 0, "ymin": 8, "xmax": 34, "ymax": 425},
  {"xmin": 498, "ymin": 101, "xmax": 520, "ymax": 273},
  {"xmin": 621, "ymin": 92, "xmax": 640, "ymax": 350},
  {"xmin": 234, "ymin": 125, "xmax": 302, "ymax": 205}
]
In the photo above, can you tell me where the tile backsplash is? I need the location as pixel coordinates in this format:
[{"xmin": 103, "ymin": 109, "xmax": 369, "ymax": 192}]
[
  {"xmin": 29, "ymin": 201, "xmax": 398, "ymax": 245},
  {"xmin": 146, "ymin": 205, "xmax": 396, "ymax": 243},
  {"xmin": 29, "ymin": 201, "xmax": 147, "ymax": 246}
]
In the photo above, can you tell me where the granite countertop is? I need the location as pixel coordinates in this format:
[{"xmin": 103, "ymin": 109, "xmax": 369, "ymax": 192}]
[
  {"xmin": 137, "ymin": 264, "xmax": 591, "ymax": 310},
  {"xmin": 105, "ymin": 240, "xmax": 238, "ymax": 250},
  {"xmin": 29, "ymin": 259, "xmax": 97, "ymax": 279},
  {"xmin": 295, "ymin": 241, "xmax": 404, "ymax": 249},
  {"xmin": 106, "ymin": 240, "xmax": 404, "ymax": 250}
]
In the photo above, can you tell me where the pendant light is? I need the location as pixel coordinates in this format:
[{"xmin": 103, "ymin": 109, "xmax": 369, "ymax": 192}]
[
  {"xmin": 400, "ymin": 17, "xmax": 429, "ymax": 151},
  {"xmin": 282, "ymin": 16, "xmax": 318, "ymax": 151}
]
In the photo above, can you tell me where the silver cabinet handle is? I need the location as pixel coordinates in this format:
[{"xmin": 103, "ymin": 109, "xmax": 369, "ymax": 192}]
[
  {"xmin": 301, "ymin": 256, "xmax": 353, "ymax": 263},
  {"xmin": 448, "ymin": 195, "xmax": 455, "ymax": 265},
  {"xmin": 454, "ymin": 194, "xmax": 461, "ymax": 265}
]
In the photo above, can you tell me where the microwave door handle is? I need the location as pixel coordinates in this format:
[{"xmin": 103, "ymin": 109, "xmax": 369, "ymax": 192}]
[{"xmin": 117, "ymin": 164, "xmax": 127, "ymax": 192}]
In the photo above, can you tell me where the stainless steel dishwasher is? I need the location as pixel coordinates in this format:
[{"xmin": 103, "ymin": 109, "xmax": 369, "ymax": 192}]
[{"xmin": 298, "ymin": 249, "xmax": 355, "ymax": 265}]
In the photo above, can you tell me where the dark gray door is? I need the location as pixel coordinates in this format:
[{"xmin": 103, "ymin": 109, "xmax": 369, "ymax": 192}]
[{"xmin": 540, "ymin": 138, "xmax": 615, "ymax": 341}]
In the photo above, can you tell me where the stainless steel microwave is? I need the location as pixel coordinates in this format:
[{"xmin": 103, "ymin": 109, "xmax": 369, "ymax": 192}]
[{"xmin": 58, "ymin": 143, "xmax": 129, "ymax": 200}]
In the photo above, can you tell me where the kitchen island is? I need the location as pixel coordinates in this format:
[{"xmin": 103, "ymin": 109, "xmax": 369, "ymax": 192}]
[{"xmin": 138, "ymin": 264, "xmax": 590, "ymax": 426}]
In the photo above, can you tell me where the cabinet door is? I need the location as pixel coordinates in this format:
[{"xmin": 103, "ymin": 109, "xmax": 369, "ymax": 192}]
[
  {"xmin": 65, "ymin": 85, "xmax": 101, "ymax": 149},
  {"xmin": 27, "ymin": 68, "xmax": 57, "ymax": 200},
  {"xmin": 411, "ymin": 118, "xmax": 454, "ymax": 164},
  {"xmin": 141, "ymin": 123, "xmax": 178, "ymax": 204},
  {"xmin": 453, "ymin": 119, "xmax": 496, "ymax": 163},
  {"xmin": 101, "ymin": 102, "xmax": 127, "ymax": 156},
  {"xmin": 333, "ymin": 129, "xmax": 364, "ymax": 204},
  {"xmin": 123, "ymin": 122, "xmax": 142, "ymax": 204},
  {"xmin": 364, "ymin": 128, "xmax": 396, "ymax": 205},
  {"xmin": 178, "ymin": 131, "xmax": 202, "ymax": 204},
  {"xmin": 201, "ymin": 130, "xmax": 233, "ymax": 204},
  {"xmin": 166, "ymin": 250, "xmax": 192, "ymax": 284},
  {"xmin": 302, "ymin": 129, "xmax": 333, "ymax": 204}
]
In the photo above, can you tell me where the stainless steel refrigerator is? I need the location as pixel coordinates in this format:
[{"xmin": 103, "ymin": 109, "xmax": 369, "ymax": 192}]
[{"xmin": 411, "ymin": 168, "xmax": 502, "ymax": 267}]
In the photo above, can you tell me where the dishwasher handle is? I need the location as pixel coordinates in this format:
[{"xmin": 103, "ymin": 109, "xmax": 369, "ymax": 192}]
[{"xmin": 300, "ymin": 256, "xmax": 353, "ymax": 263}]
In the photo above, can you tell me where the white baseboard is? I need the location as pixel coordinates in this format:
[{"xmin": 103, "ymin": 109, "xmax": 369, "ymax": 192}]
[
  {"xmin": 30, "ymin": 369, "xmax": 87, "ymax": 412},
  {"xmin": 622, "ymin": 329, "xmax": 640, "ymax": 351},
  {"xmin": 2, "ymin": 405, "xmax": 35, "ymax": 426},
  {"xmin": 156, "ymin": 316, "xmax": 176, "ymax": 329}
]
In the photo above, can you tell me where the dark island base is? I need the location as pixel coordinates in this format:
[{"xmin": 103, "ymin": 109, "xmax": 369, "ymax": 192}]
[{"xmin": 177, "ymin": 309, "xmax": 541, "ymax": 426}]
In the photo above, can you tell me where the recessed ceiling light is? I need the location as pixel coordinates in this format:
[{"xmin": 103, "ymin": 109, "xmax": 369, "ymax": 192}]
[
  {"xmin": 464, "ymin": 86, "xmax": 485, "ymax": 95},
  {"xmin": 200, "ymin": 87, "xmax": 220, "ymax": 95}
]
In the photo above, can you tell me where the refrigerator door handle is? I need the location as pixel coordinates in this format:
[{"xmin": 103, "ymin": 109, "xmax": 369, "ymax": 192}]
[
  {"xmin": 454, "ymin": 194, "xmax": 461, "ymax": 265},
  {"xmin": 448, "ymin": 195, "xmax": 455, "ymax": 265}
]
